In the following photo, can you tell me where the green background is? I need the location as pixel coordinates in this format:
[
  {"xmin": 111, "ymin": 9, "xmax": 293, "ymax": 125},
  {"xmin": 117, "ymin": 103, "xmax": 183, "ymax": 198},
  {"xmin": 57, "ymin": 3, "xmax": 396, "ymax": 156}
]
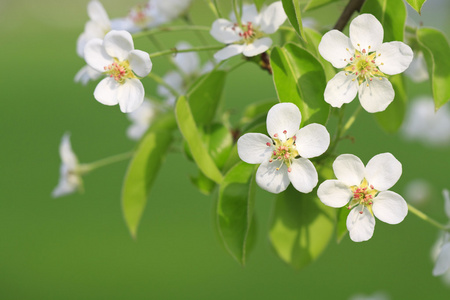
[{"xmin": 1, "ymin": 0, "xmax": 450, "ymax": 299}]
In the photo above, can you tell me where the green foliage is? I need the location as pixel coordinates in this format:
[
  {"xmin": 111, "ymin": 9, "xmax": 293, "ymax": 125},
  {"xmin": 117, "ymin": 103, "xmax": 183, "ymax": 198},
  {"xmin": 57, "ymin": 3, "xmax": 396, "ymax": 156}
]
[
  {"xmin": 303, "ymin": 0, "xmax": 341, "ymax": 12},
  {"xmin": 175, "ymin": 96, "xmax": 224, "ymax": 184},
  {"xmin": 298, "ymin": 28, "xmax": 336, "ymax": 81},
  {"xmin": 405, "ymin": 0, "xmax": 427, "ymax": 14},
  {"xmin": 269, "ymin": 185, "xmax": 336, "ymax": 269},
  {"xmin": 361, "ymin": 0, "xmax": 406, "ymax": 42},
  {"xmin": 416, "ymin": 28, "xmax": 450, "ymax": 110},
  {"xmin": 217, "ymin": 162, "xmax": 257, "ymax": 265},
  {"xmin": 281, "ymin": 0, "xmax": 306, "ymax": 40},
  {"xmin": 270, "ymin": 43, "xmax": 329, "ymax": 126},
  {"xmin": 336, "ymin": 206, "xmax": 351, "ymax": 243},
  {"xmin": 122, "ymin": 113, "xmax": 177, "ymax": 238},
  {"xmin": 254, "ymin": 0, "xmax": 266, "ymax": 10},
  {"xmin": 187, "ymin": 70, "xmax": 227, "ymax": 126},
  {"xmin": 374, "ymin": 75, "xmax": 407, "ymax": 133}
]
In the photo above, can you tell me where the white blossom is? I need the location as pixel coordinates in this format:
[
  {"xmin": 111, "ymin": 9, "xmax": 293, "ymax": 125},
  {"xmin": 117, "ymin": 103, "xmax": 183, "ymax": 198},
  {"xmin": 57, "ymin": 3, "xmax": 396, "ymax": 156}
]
[
  {"xmin": 74, "ymin": 65, "xmax": 102, "ymax": 86},
  {"xmin": 210, "ymin": 2, "xmax": 287, "ymax": 61},
  {"xmin": 402, "ymin": 98, "xmax": 450, "ymax": 146},
  {"xmin": 404, "ymin": 51, "xmax": 429, "ymax": 82},
  {"xmin": 431, "ymin": 190, "xmax": 450, "ymax": 284},
  {"xmin": 84, "ymin": 30, "xmax": 153, "ymax": 113},
  {"xmin": 126, "ymin": 98, "xmax": 160, "ymax": 140},
  {"xmin": 52, "ymin": 133, "xmax": 83, "ymax": 198},
  {"xmin": 237, "ymin": 103, "xmax": 330, "ymax": 194},
  {"xmin": 403, "ymin": 179, "xmax": 432, "ymax": 206},
  {"xmin": 317, "ymin": 153, "xmax": 408, "ymax": 242},
  {"xmin": 154, "ymin": 0, "xmax": 192, "ymax": 21},
  {"xmin": 318, "ymin": 14, "xmax": 413, "ymax": 113}
]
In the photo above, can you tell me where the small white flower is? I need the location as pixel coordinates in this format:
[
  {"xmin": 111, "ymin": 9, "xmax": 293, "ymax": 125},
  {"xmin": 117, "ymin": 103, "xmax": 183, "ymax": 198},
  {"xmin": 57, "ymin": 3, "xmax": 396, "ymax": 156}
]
[
  {"xmin": 110, "ymin": 1, "xmax": 167, "ymax": 34},
  {"xmin": 77, "ymin": 0, "xmax": 111, "ymax": 58},
  {"xmin": 154, "ymin": 0, "xmax": 192, "ymax": 21},
  {"xmin": 403, "ymin": 179, "xmax": 431, "ymax": 206},
  {"xmin": 349, "ymin": 292, "xmax": 390, "ymax": 300},
  {"xmin": 237, "ymin": 103, "xmax": 330, "ymax": 194},
  {"xmin": 318, "ymin": 14, "xmax": 413, "ymax": 113},
  {"xmin": 52, "ymin": 133, "xmax": 83, "ymax": 198},
  {"xmin": 84, "ymin": 30, "xmax": 153, "ymax": 113},
  {"xmin": 432, "ymin": 190, "xmax": 450, "ymax": 283},
  {"xmin": 402, "ymin": 97, "xmax": 450, "ymax": 146},
  {"xmin": 74, "ymin": 65, "xmax": 102, "ymax": 86},
  {"xmin": 126, "ymin": 98, "xmax": 160, "ymax": 140},
  {"xmin": 210, "ymin": 2, "xmax": 287, "ymax": 61},
  {"xmin": 317, "ymin": 153, "xmax": 408, "ymax": 242}
]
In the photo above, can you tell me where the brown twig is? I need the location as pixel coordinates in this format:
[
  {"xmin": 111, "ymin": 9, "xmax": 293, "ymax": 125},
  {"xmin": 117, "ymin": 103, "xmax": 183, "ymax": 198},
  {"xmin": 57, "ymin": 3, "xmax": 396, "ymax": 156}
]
[{"xmin": 333, "ymin": 0, "xmax": 366, "ymax": 31}]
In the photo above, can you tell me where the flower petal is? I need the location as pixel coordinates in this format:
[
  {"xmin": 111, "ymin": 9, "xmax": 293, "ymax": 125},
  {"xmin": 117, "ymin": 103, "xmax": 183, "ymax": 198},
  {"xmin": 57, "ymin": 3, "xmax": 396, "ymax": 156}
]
[
  {"xmin": 295, "ymin": 123, "xmax": 330, "ymax": 159},
  {"xmin": 74, "ymin": 65, "xmax": 102, "ymax": 85},
  {"xmin": 52, "ymin": 172, "xmax": 79, "ymax": 198},
  {"xmin": 404, "ymin": 51, "xmax": 429, "ymax": 83},
  {"xmin": 333, "ymin": 154, "xmax": 365, "ymax": 187},
  {"xmin": 242, "ymin": 37, "xmax": 272, "ymax": 57},
  {"xmin": 346, "ymin": 205, "xmax": 376, "ymax": 242},
  {"xmin": 365, "ymin": 153, "xmax": 402, "ymax": 191},
  {"xmin": 358, "ymin": 77, "xmax": 394, "ymax": 113},
  {"xmin": 317, "ymin": 179, "xmax": 353, "ymax": 208},
  {"xmin": 93, "ymin": 77, "xmax": 120, "ymax": 106},
  {"xmin": 318, "ymin": 30, "xmax": 354, "ymax": 68},
  {"xmin": 433, "ymin": 242, "xmax": 450, "ymax": 276},
  {"xmin": 87, "ymin": 0, "xmax": 110, "ymax": 28},
  {"xmin": 241, "ymin": 4, "xmax": 259, "ymax": 24},
  {"xmin": 266, "ymin": 103, "xmax": 301, "ymax": 141},
  {"xmin": 174, "ymin": 42, "xmax": 200, "ymax": 75},
  {"xmin": 372, "ymin": 191, "xmax": 408, "ymax": 224},
  {"xmin": 84, "ymin": 38, "xmax": 113, "ymax": 72},
  {"xmin": 103, "ymin": 30, "xmax": 134, "ymax": 61},
  {"xmin": 324, "ymin": 71, "xmax": 358, "ymax": 108},
  {"xmin": 444, "ymin": 189, "xmax": 450, "ymax": 219},
  {"xmin": 376, "ymin": 41, "xmax": 413, "ymax": 75},
  {"xmin": 259, "ymin": 1, "xmax": 287, "ymax": 34},
  {"xmin": 288, "ymin": 158, "xmax": 318, "ymax": 193},
  {"xmin": 349, "ymin": 14, "xmax": 383, "ymax": 53},
  {"xmin": 237, "ymin": 133, "xmax": 273, "ymax": 164},
  {"xmin": 256, "ymin": 160, "xmax": 290, "ymax": 194},
  {"xmin": 128, "ymin": 49, "xmax": 152, "ymax": 77},
  {"xmin": 60, "ymin": 133, "xmax": 78, "ymax": 167},
  {"xmin": 117, "ymin": 79, "xmax": 145, "ymax": 113},
  {"xmin": 210, "ymin": 19, "xmax": 242, "ymax": 44},
  {"xmin": 213, "ymin": 44, "xmax": 245, "ymax": 61}
]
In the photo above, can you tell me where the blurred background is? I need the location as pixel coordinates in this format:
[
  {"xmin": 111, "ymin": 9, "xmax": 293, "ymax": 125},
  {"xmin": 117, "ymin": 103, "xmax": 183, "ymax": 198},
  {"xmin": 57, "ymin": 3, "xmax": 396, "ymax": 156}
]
[{"xmin": 1, "ymin": 0, "xmax": 450, "ymax": 299}]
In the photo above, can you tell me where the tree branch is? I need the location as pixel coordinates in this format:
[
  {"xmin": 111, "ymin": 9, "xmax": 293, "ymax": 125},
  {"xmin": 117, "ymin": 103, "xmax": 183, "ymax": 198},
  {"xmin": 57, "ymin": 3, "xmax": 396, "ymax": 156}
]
[{"xmin": 333, "ymin": 0, "xmax": 366, "ymax": 31}]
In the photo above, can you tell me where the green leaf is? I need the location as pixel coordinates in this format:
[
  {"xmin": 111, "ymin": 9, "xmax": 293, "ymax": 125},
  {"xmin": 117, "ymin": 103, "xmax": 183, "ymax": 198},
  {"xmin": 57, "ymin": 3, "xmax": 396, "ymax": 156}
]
[
  {"xmin": 269, "ymin": 185, "xmax": 336, "ymax": 269},
  {"xmin": 361, "ymin": 0, "xmax": 406, "ymax": 42},
  {"xmin": 254, "ymin": 0, "xmax": 266, "ymax": 10},
  {"xmin": 298, "ymin": 28, "xmax": 336, "ymax": 81},
  {"xmin": 336, "ymin": 205, "xmax": 351, "ymax": 243},
  {"xmin": 417, "ymin": 28, "xmax": 450, "ymax": 110},
  {"xmin": 187, "ymin": 70, "xmax": 227, "ymax": 126},
  {"xmin": 175, "ymin": 96, "xmax": 224, "ymax": 184},
  {"xmin": 303, "ymin": 0, "xmax": 341, "ymax": 12},
  {"xmin": 122, "ymin": 113, "xmax": 177, "ymax": 239},
  {"xmin": 374, "ymin": 75, "xmax": 407, "ymax": 133},
  {"xmin": 281, "ymin": 0, "xmax": 306, "ymax": 40},
  {"xmin": 240, "ymin": 99, "xmax": 278, "ymax": 126},
  {"xmin": 270, "ymin": 43, "xmax": 329, "ymax": 126},
  {"xmin": 405, "ymin": 0, "xmax": 427, "ymax": 14},
  {"xmin": 217, "ymin": 162, "xmax": 256, "ymax": 265}
]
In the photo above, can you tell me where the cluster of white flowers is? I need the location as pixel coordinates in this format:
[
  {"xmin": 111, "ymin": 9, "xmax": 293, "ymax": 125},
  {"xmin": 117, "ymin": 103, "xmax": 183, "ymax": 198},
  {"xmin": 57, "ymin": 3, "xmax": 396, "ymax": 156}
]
[{"xmin": 431, "ymin": 189, "xmax": 450, "ymax": 284}]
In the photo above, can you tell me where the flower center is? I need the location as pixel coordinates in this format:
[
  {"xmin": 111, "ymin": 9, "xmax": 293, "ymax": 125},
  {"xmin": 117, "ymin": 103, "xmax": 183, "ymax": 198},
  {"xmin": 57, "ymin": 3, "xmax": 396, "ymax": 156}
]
[
  {"xmin": 266, "ymin": 131, "xmax": 299, "ymax": 172},
  {"xmin": 343, "ymin": 47, "xmax": 386, "ymax": 86},
  {"xmin": 233, "ymin": 22, "xmax": 263, "ymax": 44},
  {"xmin": 348, "ymin": 178, "xmax": 378, "ymax": 215},
  {"xmin": 104, "ymin": 59, "xmax": 135, "ymax": 84}
]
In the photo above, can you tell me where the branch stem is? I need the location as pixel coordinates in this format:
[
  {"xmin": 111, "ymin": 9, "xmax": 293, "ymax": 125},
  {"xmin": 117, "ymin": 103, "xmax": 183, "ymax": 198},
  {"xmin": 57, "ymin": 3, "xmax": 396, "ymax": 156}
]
[
  {"xmin": 334, "ymin": 0, "xmax": 366, "ymax": 31},
  {"xmin": 407, "ymin": 203, "xmax": 450, "ymax": 232}
]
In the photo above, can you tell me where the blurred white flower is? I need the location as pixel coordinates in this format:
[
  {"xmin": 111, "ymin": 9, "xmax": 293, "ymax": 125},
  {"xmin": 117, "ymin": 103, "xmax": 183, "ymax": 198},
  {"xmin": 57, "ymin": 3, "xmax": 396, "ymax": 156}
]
[
  {"xmin": 127, "ymin": 99, "xmax": 160, "ymax": 140},
  {"xmin": 402, "ymin": 98, "xmax": 450, "ymax": 146},
  {"xmin": 237, "ymin": 103, "xmax": 330, "ymax": 194},
  {"xmin": 154, "ymin": 0, "xmax": 192, "ymax": 21},
  {"xmin": 318, "ymin": 14, "xmax": 413, "ymax": 113},
  {"xmin": 349, "ymin": 292, "xmax": 390, "ymax": 300},
  {"xmin": 404, "ymin": 179, "xmax": 432, "ymax": 206},
  {"xmin": 110, "ymin": 1, "xmax": 167, "ymax": 34},
  {"xmin": 318, "ymin": 153, "xmax": 408, "ymax": 242},
  {"xmin": 405, "ymin": 51, "xmax": 429, "ymax": 82},
  {"xmin": 157, "ymin": 41, "xmax": 213, "ymax": 106},
  {"xmin": 52, "ymin": 133, "xmax": 83, "ymax": 198},
  {"xmin": 84, "ymin": 30, "xmax": 152, "ymax": 113},
  {"xmin": 74, "ymin": 65, "xmax": 102, "ymax": 86},
  {"xmin": 431, "ymin": 190, "xmax": 450, "ymax": 285},
  {"xmin": 77, "ymin": 0, "xmax": 111, "ymax": 58},
  {"xmin": 210, "ymin": 2, "xmax": 287, "ymax": 61}
]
